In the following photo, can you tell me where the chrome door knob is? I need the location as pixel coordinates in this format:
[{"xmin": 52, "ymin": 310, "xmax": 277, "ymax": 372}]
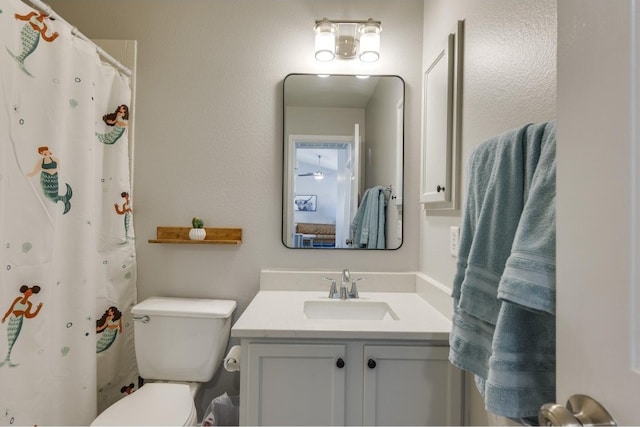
[{"xmin": 539, "ymin": 395, "xmax": 616, "ymax": 426}]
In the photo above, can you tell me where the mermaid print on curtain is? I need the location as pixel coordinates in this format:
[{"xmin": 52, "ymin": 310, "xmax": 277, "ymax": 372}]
[{"xmin": 0, "ymin": 0, "xmax": 138, "ymax": 425}]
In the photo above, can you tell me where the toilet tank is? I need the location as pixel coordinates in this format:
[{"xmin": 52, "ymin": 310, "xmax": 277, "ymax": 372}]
[{"xmin": 131, "ymin": 297, "xmax": 237, "ymax": 382}]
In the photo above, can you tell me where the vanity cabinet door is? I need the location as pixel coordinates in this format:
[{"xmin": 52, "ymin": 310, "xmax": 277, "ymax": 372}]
[
  {"xmin": 362, "ymin": 345, "xmax": 463, "ymax": 426},
  {"xmin": 244, "ymin": 343, "xmax": 346, "ymax": 426}
]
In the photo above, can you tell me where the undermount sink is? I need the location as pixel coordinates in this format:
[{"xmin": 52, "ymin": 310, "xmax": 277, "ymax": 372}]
[{"xmin": 303, "ymin": 300, "xmax": 399, "ymax": 321}]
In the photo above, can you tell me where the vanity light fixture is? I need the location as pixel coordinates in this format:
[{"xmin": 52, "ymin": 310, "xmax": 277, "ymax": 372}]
[{"xmin": 314, "ymin": 18, "xmax": 382, "ymax": 63}]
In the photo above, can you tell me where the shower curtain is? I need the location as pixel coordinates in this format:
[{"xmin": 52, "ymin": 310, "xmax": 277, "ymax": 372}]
[{"xmin": 0, "ymin": 0, "xmax": 138, "ymax": 425}]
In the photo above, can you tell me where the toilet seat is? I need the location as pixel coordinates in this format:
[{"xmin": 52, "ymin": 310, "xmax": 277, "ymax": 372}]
[{"xmin": 91, "ymin": 382, "xmax": 197, "ymax": 426}]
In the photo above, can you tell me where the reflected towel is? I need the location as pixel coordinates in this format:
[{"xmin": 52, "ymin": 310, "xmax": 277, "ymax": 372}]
[{"xmin": 350, "ymin": 186, "xmax": 386, "ymax": 249}]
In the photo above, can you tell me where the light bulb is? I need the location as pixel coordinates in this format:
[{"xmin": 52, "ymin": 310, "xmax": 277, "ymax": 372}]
[
  {"xmin": 359, "ymin": 21, "xmax": 381, "ymax": 63},
  {"xmin": 314, "ymin": 20, "xmax": 336, "ymax": 62}
]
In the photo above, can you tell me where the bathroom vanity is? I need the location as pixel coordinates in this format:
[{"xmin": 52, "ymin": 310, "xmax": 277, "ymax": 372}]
[{"xmin": 231, "ymin": 270, "xmax": 463, "ymax": 426}]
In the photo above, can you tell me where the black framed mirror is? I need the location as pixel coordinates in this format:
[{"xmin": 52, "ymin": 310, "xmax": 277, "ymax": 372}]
[{"xmin": 282, "ymin": 74, "xmax": 404, "ymax": 249}]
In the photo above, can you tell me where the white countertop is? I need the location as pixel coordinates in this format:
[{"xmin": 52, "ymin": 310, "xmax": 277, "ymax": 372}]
[{"xmin": 231, "ymin": 290, "xmax": 452, "ymax": 341}]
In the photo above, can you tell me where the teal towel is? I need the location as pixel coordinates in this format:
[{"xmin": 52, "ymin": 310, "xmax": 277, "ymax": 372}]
[
  {"xmin": 485, "ymin": 302, "xmax": 556, "ymax": 418},
  {"xmin": 454, "ymin": 123, "xmax": 546, "ymax": 326},
  {"xmin": 498, "ymin": 121, "xmax": 557, "ymax": 314},
  {"xmin": 449, "ymin": 121, "xmax": 556, "ymax": 419},
  {"xmin": 485, "ymin": 121, "xmax": 557, "ymax": 418},
  {"xmin": 450, "ymin": 123, "xmax": 537, "ymax": 381},
  {"xmin": 350, "ymin": 186, "xmax": 386, "ymax": 249}
]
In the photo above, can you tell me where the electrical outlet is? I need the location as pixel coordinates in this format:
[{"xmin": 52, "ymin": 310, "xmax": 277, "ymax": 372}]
[{"xmin": 450, "ymin": 226, "xmax": 460, "ymax": 257}]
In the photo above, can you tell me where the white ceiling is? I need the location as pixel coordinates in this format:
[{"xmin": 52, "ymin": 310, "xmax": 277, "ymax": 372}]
[{"xmin": 284, "ymin": 74, "xmax": 380, "ymax": 108}]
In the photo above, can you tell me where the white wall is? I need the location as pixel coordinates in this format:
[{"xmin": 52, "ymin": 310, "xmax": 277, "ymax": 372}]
[
  {"xmin": 294, "ymin": 171, "xmax": 337, "ymax": 225},
  {"xmin": 47, "ymin": 0, "xmax": 423, "ymax": 307},
  {"xmin": 364, "ymin": 77, "xmax": 402, "ymax": 192},
  {"xmin": 365, "ymin": 77, "xmax": 404, "ymax": 246},
  {"xmin": 47, "ymin": 0, "xmax": 424, "ymax": 410},
  {"xmin": 43, "ymin": 0, "xmax": 557, "ymax": 421},
  {"xmin": 421, "ymin": 1, "xmax": 557, "ymax": 425},
  {"xmin": 420, "ymin": 0, "xmax": 557, "ymax": 288},
  {"xmin": 286, "ymin": 106, "xmax": 364, "ymax": 136}
]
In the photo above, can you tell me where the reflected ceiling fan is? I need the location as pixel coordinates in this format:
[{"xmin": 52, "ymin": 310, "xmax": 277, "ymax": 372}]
[{"xmin": 298, "ymin": 155, "xmax": 326, "ymax": 180}]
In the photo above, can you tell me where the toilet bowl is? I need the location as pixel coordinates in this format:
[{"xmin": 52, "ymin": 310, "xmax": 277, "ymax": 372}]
[{"xmin": 90, "ymin": 297, "xmax": 236, "ymax": 426}]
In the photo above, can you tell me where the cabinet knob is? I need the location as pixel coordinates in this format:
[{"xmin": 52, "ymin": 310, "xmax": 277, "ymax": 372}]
[
  {"xmin": 336, "ymin": 358, "xmax": 345, "ymax": 368},
  {"xmin": 436, "ymin": 185, "xmax": 445, "ymax": 193},
  {"xmin": 367, "ymin": 359, "xmax": 376, "ymax": 369}
]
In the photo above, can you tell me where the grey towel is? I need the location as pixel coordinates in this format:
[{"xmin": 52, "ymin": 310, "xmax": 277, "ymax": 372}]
[
  {"xmin": 350, "ymin": 186, "xmax": 386, "ymax": 249},
  {"xmin": 449, "ymin": 121, "xmax": 556, "ymax": 419}
]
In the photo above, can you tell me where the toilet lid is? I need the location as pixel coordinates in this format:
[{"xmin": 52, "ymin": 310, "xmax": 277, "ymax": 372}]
[{"xmin": 91, "ymin": 383, "xmax": 196, "ymax": 426}]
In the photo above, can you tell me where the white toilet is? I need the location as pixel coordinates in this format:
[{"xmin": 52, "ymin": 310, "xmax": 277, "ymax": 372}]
[{"xmin": 91, "ymin": 296, "xmax": 237, "ymax": 426}]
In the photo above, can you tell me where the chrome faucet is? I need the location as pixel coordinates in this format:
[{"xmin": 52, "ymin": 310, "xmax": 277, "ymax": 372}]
[
  {"xmin": 342, "ymin": 268, "xmax": 350, "ymax": 285},
  {"xmin": 322, "ymin": 269, "xmax": 365, "ymax": 299}
]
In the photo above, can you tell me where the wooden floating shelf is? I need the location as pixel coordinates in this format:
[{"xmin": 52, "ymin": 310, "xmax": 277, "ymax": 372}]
[{"xmin": 149, "ymin": 227, "xmax": 242, "ymax": 245}]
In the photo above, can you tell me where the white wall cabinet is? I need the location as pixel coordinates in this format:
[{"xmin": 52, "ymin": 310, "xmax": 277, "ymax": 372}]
[
  {"xmin": 240, "ymin": 340, "xmax": 462, "ymax": 426},
  {"xmin": 420, "ymin": 21, "xmax": 464, "ymax": 212}
]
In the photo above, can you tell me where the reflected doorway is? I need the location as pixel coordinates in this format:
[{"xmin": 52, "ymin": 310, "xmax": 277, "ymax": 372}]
[{"xmin": 287, "ymin": 134, "xmax": 361, "ymax": 248}]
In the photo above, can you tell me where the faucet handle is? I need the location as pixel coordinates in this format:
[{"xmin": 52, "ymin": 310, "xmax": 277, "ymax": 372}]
[
  {"xmin": 323, "ymin": 277, "xmax": 338, "ymax": 299},
  {"xmin": 349, "ymin": 278, "xmax": 366, "ymax": 299}
]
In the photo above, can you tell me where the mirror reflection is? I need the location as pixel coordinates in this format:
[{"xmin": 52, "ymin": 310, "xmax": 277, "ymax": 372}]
[{"xmin": 282, "ymin": 74, "xmax": 404, "ymax": 249}]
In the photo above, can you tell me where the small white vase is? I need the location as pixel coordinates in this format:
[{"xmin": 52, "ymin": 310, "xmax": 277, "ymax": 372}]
[{"xmin": 189, "ymin": 228, "xmax": 206, "ymax": 240}]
